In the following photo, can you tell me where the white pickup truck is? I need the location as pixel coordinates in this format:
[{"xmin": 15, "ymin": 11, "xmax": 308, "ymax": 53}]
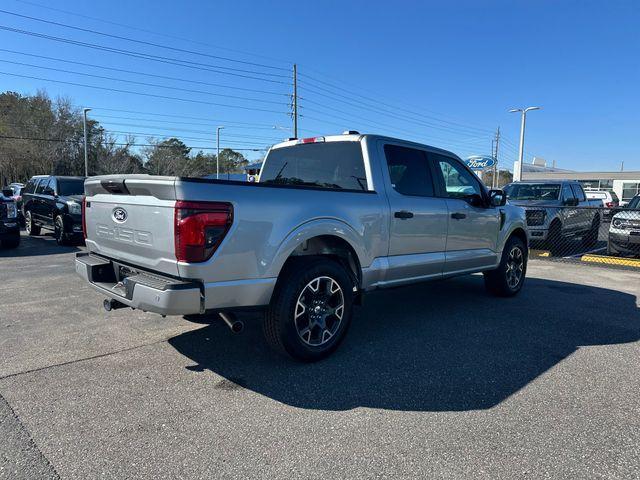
[{"xmin": 76, "ymin": 133, "xmax": 528, "ymax": 361}]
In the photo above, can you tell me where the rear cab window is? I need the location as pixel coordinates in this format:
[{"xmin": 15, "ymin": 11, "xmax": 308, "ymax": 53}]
[{"xmin": 260, "ymin": 141, "xmax": 368, "ymax": 191}]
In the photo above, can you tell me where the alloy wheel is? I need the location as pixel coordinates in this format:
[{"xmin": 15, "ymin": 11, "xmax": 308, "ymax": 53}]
[
  {"xmin": 505, "ymin": 246, "xmax": 524, "ymax": 289},
  {"xmin": 294, "ymin": 276, "xmax": 344, "ymax": 347}
]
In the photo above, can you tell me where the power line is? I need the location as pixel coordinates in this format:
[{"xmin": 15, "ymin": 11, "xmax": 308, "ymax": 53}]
[
  {"xmin": 0, "ymin": 59, "xmax": 289, "ymax": 105},
  {"xmin": 4, "ymin": 4, "xmax": 292, "ymax": 67},
  {"xmin": 0, "ymin": 25, "xmax": 291, "ymax": 84},
  {"xmin": 0, "ymin": 134, "xmax": 268, "ymax": 151},
  {"xmin": 0, "ymin": 9, "xmax": 290, "ymax": 73},
  {"xmin": 0, "ymin": 48, "xmax": 289, "ymax": 97},
  {"xmin": 83, "ymin": 107, "xmax": 289, "ymax": 128},
  {"xmin": 0, "ymin": 71, "xmax": 290, "ymax": 114},
  {"xmin": 91, "ymin": 114, "xmax": 290, "ymax": 130},
  {"xmin": 299, "ymin": 88, "xmax": 492, "ymax": 138},
  {"xmin": 299, "ymin": 72, "xmax": 494, "ymax": 135}
]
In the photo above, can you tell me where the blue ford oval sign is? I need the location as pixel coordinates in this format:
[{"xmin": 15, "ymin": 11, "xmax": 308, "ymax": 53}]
[{"xmin": 465, "ymin": 155, "xmax": 496, "ymax": 169}]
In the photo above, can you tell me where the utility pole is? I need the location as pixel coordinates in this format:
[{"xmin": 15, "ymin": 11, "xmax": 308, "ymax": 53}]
[
  {"xmin": 216, "ymin": 126, "xmax": 224, "ymax": 179},
  {"xmin": 492, "ymin": 126, "xmax": 500, "ymax": 188},
  {"xmin": 509, "ymin": 106, "xmax": 541, "ymax": 181},
  {"xmin": 83, "ymin": 108, "xmax": 91, "ymax": 177},
  {"xmin": 292, "ymin": 63, "xmax": 298, "ymax": 138}
]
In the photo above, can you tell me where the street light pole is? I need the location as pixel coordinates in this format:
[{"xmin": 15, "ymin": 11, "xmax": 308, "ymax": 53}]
[
  {"xmin": 83, "ymin": 108, "xmax": 91, "ymax": 177},
  {"xmin": 509, "ymin": 106, "xmax": 540, "ymax": 182},
  {"xmin": 216, "ymin": 125, "xmax": 224, "ymax": 179}
]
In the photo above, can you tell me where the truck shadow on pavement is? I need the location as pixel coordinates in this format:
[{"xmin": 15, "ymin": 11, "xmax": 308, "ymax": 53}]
[
  {"xmin": 169, "ymin": 275, "xmax": 640, "ymax": 412},
  {"xmin": 0, "ymin": 233, "xmax": 81, "ymax": 257}
]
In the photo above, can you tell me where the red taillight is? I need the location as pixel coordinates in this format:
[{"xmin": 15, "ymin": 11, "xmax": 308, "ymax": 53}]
[
  {"xmin": 606, "ymin": 202, "xmax": 615, "ymax": 208},
  {"xmin": 81, "ymin": 197, "xmax": 87, "ymax": 239},
  {"xmin": 174, "ymin": 201, "xmax": 233, "ymax": 263}
]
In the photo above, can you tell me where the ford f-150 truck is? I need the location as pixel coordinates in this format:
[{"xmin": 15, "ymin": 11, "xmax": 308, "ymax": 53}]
[
  {"xmin": 76, "ymin": 133, "xmax": 528, "ymax": 361},
  {"xmin": 503, "ymin": 180, "xmax": 602, "ymax": 255}
]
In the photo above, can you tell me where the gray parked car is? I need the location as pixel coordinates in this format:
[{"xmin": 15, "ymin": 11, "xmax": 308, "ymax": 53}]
[
  {"xmin": 76, "ymin": 133, "xmax": 528, "ymax": 361},
  {"xmin": 503, "ymin": 181, "xmax": 602, "ymax": 254}
]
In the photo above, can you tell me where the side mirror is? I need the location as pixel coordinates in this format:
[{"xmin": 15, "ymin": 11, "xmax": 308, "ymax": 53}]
[
  {"xmin": 2, "ymin": 188, "xmax": 13, "ymax": 197},
  {"xmin": 489, "ymin": 189, "xmax": 507, "ymax": 207},
  {"xmin": 563, "ymin": 197, "xmax": 578, "ymax": 206}
]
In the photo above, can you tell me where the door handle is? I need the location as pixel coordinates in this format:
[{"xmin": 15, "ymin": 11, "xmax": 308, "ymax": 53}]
[
  {"xmin": 451, "ymin": 212, "xmax": 466, "ymax": 220},
  {"xmin": 394, "ymin": 210, "xmax": 414, "ymax": 219}
]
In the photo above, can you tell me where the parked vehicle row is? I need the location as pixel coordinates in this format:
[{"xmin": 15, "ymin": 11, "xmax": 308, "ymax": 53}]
[
  {"xmin": 502, "ymin": 180, "xmax": 602, "ymax": 255},
  {"xmin": 75, "ymin": 132, "xmax": 530, "ymax": 361}
]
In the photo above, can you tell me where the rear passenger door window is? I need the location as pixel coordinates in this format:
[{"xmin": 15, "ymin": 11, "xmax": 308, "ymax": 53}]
[
  {"xmin": 571, "ymin": 184, "xmax": 586, "ymax": 202},
  {"xmin": 42, "ymin": 178, "xmax": 56, "ymax": 196},
  {"xmin": 383, "ymin": 144, "xmax": 434, "ymax": 197}
]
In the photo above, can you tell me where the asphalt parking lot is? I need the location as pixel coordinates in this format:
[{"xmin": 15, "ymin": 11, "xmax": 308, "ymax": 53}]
[{"xmin": 1, "ymin": 232, "xmax": 640, "ymax": 479}]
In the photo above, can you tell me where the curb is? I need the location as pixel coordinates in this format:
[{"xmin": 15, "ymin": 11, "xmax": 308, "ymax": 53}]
[{"xmin": 581, "ymin": 254, "xmax": 640, "ymax": 268}]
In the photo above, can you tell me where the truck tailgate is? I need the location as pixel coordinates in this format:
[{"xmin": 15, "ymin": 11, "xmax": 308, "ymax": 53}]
[{"xmin": 84, "ymin": 176, "xmax": 179, "ymax": 276}]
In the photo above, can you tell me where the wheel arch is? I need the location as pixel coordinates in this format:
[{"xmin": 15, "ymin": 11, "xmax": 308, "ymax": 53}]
[{"xmin": 267, "ymin": 219, "xmax": 367, "ymax": 291}]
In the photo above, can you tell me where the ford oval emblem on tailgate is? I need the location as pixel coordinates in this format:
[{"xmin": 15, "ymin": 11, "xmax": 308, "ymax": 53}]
[{"xmin": 112, "ymin": 207, "xmax": 128, "ymax": 223}]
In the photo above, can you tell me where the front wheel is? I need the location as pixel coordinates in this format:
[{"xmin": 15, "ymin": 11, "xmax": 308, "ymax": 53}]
[
  {"xmin": 54, "ymin": 215, "xmax": 69, "ymax": 246},
  {"xmin": 25, "ymin": 211, "xmax": 41, "ymax": 236},
  {"xmin": 263, "ymin": 257, "xmax": 354, "ymax": 362},
  {"xmin": 484, "ymin": 236, "xmax": 528, "ymax": 297}
]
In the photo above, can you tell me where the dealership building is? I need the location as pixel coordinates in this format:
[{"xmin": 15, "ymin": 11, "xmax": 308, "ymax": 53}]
[{"xmin": 515, "ymin": 158, "xmax": 640, "ymax": 205}]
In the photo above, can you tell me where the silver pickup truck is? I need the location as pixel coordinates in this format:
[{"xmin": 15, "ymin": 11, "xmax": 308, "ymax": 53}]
[{"xmin": 76, "ymin": 133, "xmax": 528, "ymax": 361}]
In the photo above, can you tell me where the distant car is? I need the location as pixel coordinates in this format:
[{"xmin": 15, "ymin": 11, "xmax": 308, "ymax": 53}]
[
  {"xmin": 608, "ymin": 207, "xmax": 640, "ymax": 257},
  {"xmin": 22, "ymin": 175, "xmax": 86, "ymax": 245},
  {"xmin": 0, "ymin": 188, "xmax": 20, "ymax": 249},
  {"xmin": 584, "ymin": 189, "xmax": 620, "ymax": 220},
  {"xmin": 5, "ymin": 183, "xmax": 25, "ymax": 225}
]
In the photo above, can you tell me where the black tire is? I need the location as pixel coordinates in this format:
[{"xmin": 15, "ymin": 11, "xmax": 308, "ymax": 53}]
[
  {"xmin": 484, "ymin": 235, "xmax": 528, "ymax": 297},
  {"xmin": 1, "ymin": 233, "xmax": 20, "ymax": 249},
  {"xmin": 582, "ymin": 216, "xmax": 600, "ymax": 249},
  {"xmin": 24, "ymin": 211, "xmax": 40, "ymax": 236},
  {"xmin": 54, "ymin": 215, "xmax": 69, "ymax": 246},
  {"xmin": 263, "ymin": 257, "xmax": 355, "ymax": 362},
  {"xmin": 547, "ymin": 221, "xmax": 563, "ymax": 256},
  {"xmin": 607, "ymin": 241, "xmax": 619, "ymax": 257}
]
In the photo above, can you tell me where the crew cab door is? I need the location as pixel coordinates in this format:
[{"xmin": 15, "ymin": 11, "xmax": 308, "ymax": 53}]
[
  {"xmin": 431, "ymin": 154, "xmax": 500, "ymax": 273},
  {"xmin": 379, "ymin": 142, "xmax": 448, "ymax": 284},
  {"xmin": 561, "ymin": 183, "xmax": 581, "ymax": 232}
]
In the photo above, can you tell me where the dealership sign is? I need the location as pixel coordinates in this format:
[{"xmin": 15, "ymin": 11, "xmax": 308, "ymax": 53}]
[{"xmin": 465, "ymin": 155, "xmax": 496, "ymax": 170}]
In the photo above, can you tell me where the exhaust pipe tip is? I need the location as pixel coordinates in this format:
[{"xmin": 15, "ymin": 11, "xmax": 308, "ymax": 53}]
[
  {"xmin": 219, "ymin": 312, "xmax": 244, "ymax": 334},
  {"xmin": 103, "ymin": 298, "xmax": 127, "ymax": 312}
]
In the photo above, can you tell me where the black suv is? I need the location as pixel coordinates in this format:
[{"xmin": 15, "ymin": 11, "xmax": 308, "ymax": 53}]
[{"xmin": 22, "ymin": 175, "xmax": 86, "ymax": 245}]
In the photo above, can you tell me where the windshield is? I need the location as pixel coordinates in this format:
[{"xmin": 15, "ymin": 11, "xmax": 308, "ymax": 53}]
[
  {"xmin": 504, "ymin": 183, "xmax": 560, "ymax": 201},
  {"xmin": 260, "ymin": 142, "xmax": 367, "ymax": 191},
  {"xmin": 58, "ymin": 179, "xmax": 85, "ymax": 196}
]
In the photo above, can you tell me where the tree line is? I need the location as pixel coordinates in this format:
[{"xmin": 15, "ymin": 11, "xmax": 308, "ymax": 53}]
[{"xmin": 0, "ymin": 91, "xmax": 252, "ymax": 184}]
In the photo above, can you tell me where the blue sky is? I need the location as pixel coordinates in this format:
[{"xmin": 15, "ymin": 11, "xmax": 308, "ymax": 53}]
[{"xmin": 0, "ymin": 0, "xmax": 638, "ymax": 169}]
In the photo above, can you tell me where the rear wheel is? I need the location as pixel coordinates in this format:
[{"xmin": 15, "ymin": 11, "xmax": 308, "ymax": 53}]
[
  {"xmin": 25, "ymin": 211, "xmax": 40, "ymax": 236},
  {"xmin": 582, "ymin": 216, "xmax": 600, "ymax": 249},
  {"xmin": 484, "ymin": 235, "xmax": 527, "ymax": 297},
  {"xmin": 264, "ymin": 257, "xmax": 354, "ymax": 362}
]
